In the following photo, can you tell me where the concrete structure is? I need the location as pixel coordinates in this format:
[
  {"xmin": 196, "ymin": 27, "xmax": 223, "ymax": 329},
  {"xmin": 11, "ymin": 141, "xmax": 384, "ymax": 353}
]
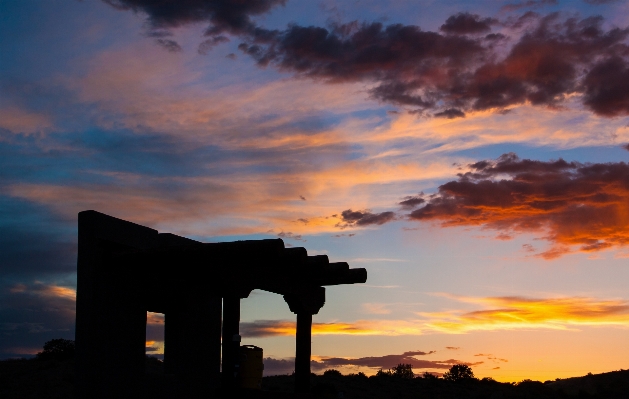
[{"xmin": 75, "ymin": 210, "xmax": 367, "ymax": 398}]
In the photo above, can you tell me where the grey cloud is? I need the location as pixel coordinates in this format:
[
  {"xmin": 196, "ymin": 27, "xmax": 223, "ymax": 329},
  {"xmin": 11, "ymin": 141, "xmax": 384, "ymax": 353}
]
[{"xmin": 337, "ymin": 209, "xmax": 396, "ymax": 228}]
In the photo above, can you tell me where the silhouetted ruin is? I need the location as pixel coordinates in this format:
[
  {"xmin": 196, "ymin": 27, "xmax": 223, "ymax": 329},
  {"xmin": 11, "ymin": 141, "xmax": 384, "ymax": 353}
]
[{"xmin": 74, "ymin": 210, "xmax": 367, "ymax": 398}]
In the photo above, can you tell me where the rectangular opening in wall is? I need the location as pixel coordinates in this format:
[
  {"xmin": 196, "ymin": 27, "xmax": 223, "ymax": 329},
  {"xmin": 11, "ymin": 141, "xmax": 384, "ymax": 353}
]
[{"xmin": 146, "ymin": 312, "xmax": 165, "ymax": 373}]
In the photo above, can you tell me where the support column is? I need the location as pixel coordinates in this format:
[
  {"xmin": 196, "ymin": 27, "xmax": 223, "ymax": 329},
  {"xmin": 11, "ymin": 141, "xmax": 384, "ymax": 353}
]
[
  {"xmin": 295, "ymin": 312, "xmax": 313, "ymax": 392},
  {"xmin": 164, "ymin": 295, "xmax": 222, "ymax": 388},
  {"xmin": 75, "ymin": 211, "xmax": 158, "ymax": 399},
  {"xmin": 164, "ymin": 296, "xmax": 222, "ymax": 398},
  {"xmin": 283, "ymin": 287, "xmax": 325, "ymax": 394},
  {"xmin": 221, "ymin": 296, "xmax": 241, "ymax": 388}
]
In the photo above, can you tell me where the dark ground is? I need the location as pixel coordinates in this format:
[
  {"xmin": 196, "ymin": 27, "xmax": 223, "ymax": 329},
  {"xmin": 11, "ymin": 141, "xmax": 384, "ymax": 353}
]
[{"xmin": 1, "ymin": 357, "xmax": 629, "ymax": 398}]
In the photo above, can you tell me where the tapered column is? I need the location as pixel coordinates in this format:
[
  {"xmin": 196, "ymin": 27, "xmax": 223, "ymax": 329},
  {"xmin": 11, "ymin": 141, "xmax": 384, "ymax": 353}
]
[
  {"xmin": 222, "ymin": 296, "xmax": 241, "ymax": 387},
  {"xmin": 283, "ymin": 287, "xmax": 325, "ymax": 394}
]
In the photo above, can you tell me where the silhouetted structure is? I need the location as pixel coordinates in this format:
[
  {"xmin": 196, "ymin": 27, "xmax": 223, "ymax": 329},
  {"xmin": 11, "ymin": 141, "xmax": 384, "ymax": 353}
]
[{"xmin": 74, "ymin": 210, "xmax": 367, "ymax": 398}]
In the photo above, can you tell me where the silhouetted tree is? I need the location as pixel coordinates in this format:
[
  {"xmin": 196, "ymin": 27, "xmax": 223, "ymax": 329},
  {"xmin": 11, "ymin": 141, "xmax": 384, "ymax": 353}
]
[
  {"xmin": 422, "ymin": 372, "xmax": 439, "ymax": 379},
  {"xmin": 36, "ymin": 338, "xmax": 75, "ymax": 361},
  {"xmin": 392, "ymin": 363, "xmax": 414, "ymax": 379},
  {"xmin": 443, "ymin": 364, "xmax": 475, "ymax": 382},
  {"xmin": 376, "ymin": 368, "xmax": 393, "ymax": 377}
]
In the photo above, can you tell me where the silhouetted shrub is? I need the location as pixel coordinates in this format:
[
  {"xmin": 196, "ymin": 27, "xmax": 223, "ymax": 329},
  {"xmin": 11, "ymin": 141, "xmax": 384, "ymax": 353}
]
[
  {"xmin": 443, "ymin": 364, "xmax": 475, "ymax": 382},
  {"xmin": 323, "ymin": 369, "xmax": 343, "ymax": 377},
  {"xmin": 422, "ymin": 371, "xmax": 439, "ymax": 379},
  {"xmin": 36, "ymin": 339, "xmax": 75, "ymax": 361}
]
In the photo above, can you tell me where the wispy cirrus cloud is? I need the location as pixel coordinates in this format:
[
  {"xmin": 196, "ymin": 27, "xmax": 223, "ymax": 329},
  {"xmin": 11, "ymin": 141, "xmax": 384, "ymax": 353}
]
[
  {"xmin": 241, "ymin": 294, "xmax": 629, "ymax": 339},
  {"xmin": 240, "ymin": 319, "xmax": 424, "ymax": 337},
  {"xmin": 9, "ymin": 282, "xmax": 76, "ymax": 301}
]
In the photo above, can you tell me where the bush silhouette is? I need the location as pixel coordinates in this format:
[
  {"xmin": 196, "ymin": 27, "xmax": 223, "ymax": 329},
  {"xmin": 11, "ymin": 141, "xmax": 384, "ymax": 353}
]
[
  {"xmin": 323, "ymin": 369, "xmax": 343, "ymax": 378},
  {"xmin": 442, "ymin": 364, "xmax": 475, "ymax": 382},
  {"xmin": 36, "ymin": 339, "xmax": 75, "ymax": 361}
]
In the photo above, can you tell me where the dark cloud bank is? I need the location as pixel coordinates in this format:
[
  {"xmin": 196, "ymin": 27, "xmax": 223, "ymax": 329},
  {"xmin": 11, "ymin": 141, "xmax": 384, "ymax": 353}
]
[
  {"xmin": 338, "ymin": 152, "xmax": 629, "ymax": 259},
  {"xmin": 104, "ymin": 0, "xmax": 629, "ymax": 117}
]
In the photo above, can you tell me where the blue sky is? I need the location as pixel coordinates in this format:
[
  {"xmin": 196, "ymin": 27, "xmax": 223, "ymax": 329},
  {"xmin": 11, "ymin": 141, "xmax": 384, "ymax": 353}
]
[{"xmin": 2, "ymin": 0, "xmax": 629, "ymax": 381}]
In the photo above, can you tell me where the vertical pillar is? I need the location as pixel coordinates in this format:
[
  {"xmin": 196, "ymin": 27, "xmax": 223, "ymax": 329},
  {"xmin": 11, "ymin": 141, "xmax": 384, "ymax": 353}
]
[
  {"xmin": 75, "ymin": 211, "xmax": 158, "ymax": 399},
  {"xmin": 163, "ymin": 311, "xmax": 180, "ymax": 375},
  {"xmin": 283, "ymin": 287, "xmax": 325, "ymax": 394},
  {"xmin": 222, "ymin": 296, "xmax": 241, "ymax": 388},
  {"xmin": 164, "ymin": 295, "xmax": 222, "ymax": 388},
  {"xmin": 295, "ymin": 312, "xmax": 313, "ymax": 393}
]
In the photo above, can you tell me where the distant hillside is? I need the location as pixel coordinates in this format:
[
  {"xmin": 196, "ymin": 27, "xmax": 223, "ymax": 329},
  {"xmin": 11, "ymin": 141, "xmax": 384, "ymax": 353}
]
[
  {"xmin": 546, "ymin": 369, "xmax": 629, "ymax": 397},
  {"xmin": 1, "ymin": 357, "xmax": 628, "ymax": 398}
]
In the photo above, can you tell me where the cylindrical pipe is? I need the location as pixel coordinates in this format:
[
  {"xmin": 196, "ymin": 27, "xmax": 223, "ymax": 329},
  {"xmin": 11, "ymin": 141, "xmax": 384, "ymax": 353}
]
[{"xmin": 294, "ymin": 312, "xmax": 312, "ymax": 393}]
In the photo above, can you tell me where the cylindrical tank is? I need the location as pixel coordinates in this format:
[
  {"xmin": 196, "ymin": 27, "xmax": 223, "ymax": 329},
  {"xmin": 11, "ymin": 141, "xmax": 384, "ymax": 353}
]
[{"xmin": 238, "ymin": 345, "xmax": 263, "ymax": 389}]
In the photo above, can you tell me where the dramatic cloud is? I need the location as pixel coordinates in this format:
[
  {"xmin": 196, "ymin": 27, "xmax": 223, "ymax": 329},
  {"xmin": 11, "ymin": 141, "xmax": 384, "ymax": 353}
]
[
  {"xmin": 582, "ymin": 56, "xmax": 629, "ymax": 117},
  {"xmin": 240, "ymin": 13, "xmax": 629, "ymax": 117},
  {"xmin": 240, "ymin": 21, "xmax": 486, "ymax": 110},
  {"xmin": 103, "ymin": 0, "xmax": 285, "ymax": 50},
  {"xmin": 408, "ymin": 153, "xmax": 629, "ymax": 258},
  {"xmin": 336, "ymin": 209, "xmax": 396, "ymax": 228},
  {"xmin": 420, "ymin": 295, "xmax": 629, "ymax": 333},
  {"xmin": 102, "ymin": 0, "xmax": 629, "ymax": 117},
  {"xmin": 440, "ymin": 13, "xmax": 497, "ymax": 34}
]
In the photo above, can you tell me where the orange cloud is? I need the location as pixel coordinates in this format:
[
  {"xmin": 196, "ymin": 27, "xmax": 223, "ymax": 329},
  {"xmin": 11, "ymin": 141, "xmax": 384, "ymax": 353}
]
[
  {"xmin": 9, "ymin": 282, "xmax": 76, "ymax": 301},
  {"xmin": 240, "ymin": 319, "xmax": 424, "ymax": 337},
  {"xmin": 420, "ymin": 295, "xmax": 629, "ymax": 333},
  {"xmin": 406, "ymin": 153, "xmax": 629, "ymax": 258},
  {"xmin": 147, "ymin": 312, "xmax": 164, "ymax": 325}
]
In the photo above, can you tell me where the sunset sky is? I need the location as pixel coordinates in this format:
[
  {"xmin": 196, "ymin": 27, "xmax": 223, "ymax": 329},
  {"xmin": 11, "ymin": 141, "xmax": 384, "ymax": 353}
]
[{"xmin": 3, "ymin": 0, "xmax": 629, "ymax": 382}]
